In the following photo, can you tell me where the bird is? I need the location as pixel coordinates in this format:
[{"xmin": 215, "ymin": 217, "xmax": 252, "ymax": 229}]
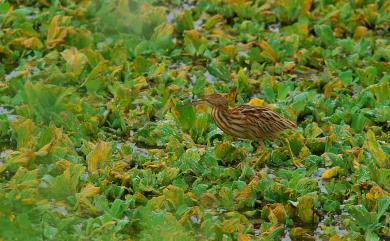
[{"xmin": 186, "ymin": 93, "xmax": 297, "ymax": 148}]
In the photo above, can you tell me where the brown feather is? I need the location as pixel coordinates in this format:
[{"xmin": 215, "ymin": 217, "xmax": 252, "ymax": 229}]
[{"xmin": 202, "ymin": 94, "xmax": 296, "ymax": 141}]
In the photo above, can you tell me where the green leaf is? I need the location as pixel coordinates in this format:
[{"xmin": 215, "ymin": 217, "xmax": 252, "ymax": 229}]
[
  {"xmin": 207, "ymin": 62, "xmax": 231, "ymax": 82},
  {"xmin": 174, "ymin": 104, "xmax": 196, "ymax": 131},
  {"xmin": 291, "ymin": 92, "xmax": 307, "ymax": 114},
  {"xmin": 0, "ymin": 2, "xmax": 11, "ymax": 14},
  {"xmin": 44, "ymin": 163, "xmax": 85, "ymax": 201},
  {"xmin": 365, "ymin": 231, "xmax": 380, "ymax": 241},
  {"xmin": 277, "ymin": 82, "xmax": 292, "ymax": 100},
  {"xmin": 348, "ymin": 205, "xmax": 373, "ymax": 230},
  {"xmin": 339, "ymin": 70, "xmax": 353, "ymax": 86},
  {"xmin": 376, "ymin": 196, "xmax": 390, "ymax": 223},
  {"xmin": 368, "ymin": 80, "xmax": 390, "ymax": 104},
  {"xmin": 351, "ymin": 112, "xmax": 366, "ymax": 132},
  {"xmin": 314, "ymin": 25, "xmax": 335, "ymax": 45}
]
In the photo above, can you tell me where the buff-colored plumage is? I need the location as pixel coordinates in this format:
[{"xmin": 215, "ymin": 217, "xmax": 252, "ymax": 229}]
[{"xmin": 197, "ymin": 93, "xmax": 297, "ymax": 142}]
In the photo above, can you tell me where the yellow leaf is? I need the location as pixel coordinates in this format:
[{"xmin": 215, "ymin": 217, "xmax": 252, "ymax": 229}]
[
  {"xmin": 269, "ymin": 203, "xmax": 287, "ymax": 222},
  {"xmin": 221, "ymin": 220, "xmax": 237, "ymax": 234},
  {"xmin": 152, "ymin": 23, "xmax": 174, "ymax": 39},
  {"xmin": 184, "ymin": 29, "xmax": 201, "ymax": 40},
  {"xmin": 56, "ymin": 159, "xmax": 71, "ymax": 171},
  {"xmin": 46, "ymin": 15, "xmax": 72, "ymax": 48},
  {"xmin": 133, "ymin": 76, "xmax": 148, "ymax": 91},
  {"xmin": 237, "ymin": 185, "xmax": 252, "ymax": 201},
  {"xmin": 6, "ymin": 150, "xmax": 35, "ymax": 167},
  {"xmin": 5, "ymin": 4, "xmax": 14, "ymax": 18},
  {"xmin": 259, "ymin": 40, "xmax": 278, "ymax": 63},
  {"xmin": 248, "ymin": 98, "xmax": 265, "ymax": 106},
  {"xmin": 23, "ymin": 37, "xmax": 43, "ymax": 49},
  {"xmin": 365, "ymin": 129, "xmax": 387, "ymax": 168},
  {"xmin": 354, "ymin": 26, "xmax": 368, "ymax": 39},
  {"xmin": 204, "ymin": 14, "xmax": 224, "ymax": 29},
  {"xmin": 289, "ymin": 227, "xmax": 311, "ymax": 238},
  {"xmin": 61, "ymin": 48, "xmax": 87, "ymax": 75},
  {"xmin": 87, "ymin": 142, "xmax": 112, "ymax": 173},
  {"xmin": 283, "ymin": 61, "xmax": 296, "ymax": 73},
  {"xmin": 163, "ymin": 185, "xmax": 184, "ymax": 208},
  {"xmin": 321, "ymin": 166, "xmax": 341, "ymax": 180},
  {"xmin": 334, "ymin": 27, "xmax": 345, "ymax": 38},
  {"xmin": 214, "ymin": 142, "xmax": 232, "ymax": 159},
  {"xmin": 47, "ymin": 15, "xmax": 60, "ymax": 42},
  {"xmin": 35, "ymin": 142, "xmax": 54, "ymax": 157},
  {"xmin": 199, "ymin": 192, "xmax": 218, "ymax": 208},
  {"xmin": 324, "ymin": 80, "xmax": 343, "ymax": 98},
  {"xmin": 299, "ymin": 146, "xmax": 310, "ymax": 159},
  {"xmin": 298, "ymin": 23, "xmax": 309, "ymax": 37},
  {"xmin": 0, "ymin": 162, "xmax": 6, "ymax": 173},
  {"xmin": 237, "ymin": 233, "xmax": 250, "ymax": 241},
  {"xmin": 78, "ymin": 183, "xmax": 100, "ymax": 199},
  {"xmin": 297, "ymin": 193, "xmax": 317, "ymax": 223},
  {"xmin": 225, "ymin": 87, "xmax": 237, "ymax": 106},
  {"xmin": 303, "ymin": 0, "xmax": 313, "ymax": 12},
  {"xmin": 11, "ymin": 119, "xmax": 36, "ymax": 149},
  {"xmin": 12, "ymin": 37, "xmax": 43, "ymax": 49},
  {"xmin": 226, "ymin": 0, "xmax": 250, "ymax": 4},
  {"xmin": 210, "ymin": 28, "xmax": 231, "ymax": 39},
  {"xmin": 149, "ymin": 195, "xmax": 165, "ymax": 209},
  {"xmin": 366, "ymin": 186, "xmax": 387, "ymax": 201},
  {"xmin": 368, "ymin": 80, "xmax": 390, "ymax": 103},
  {"xmin": 152, "ymin": 63, "xmax": 166, "ymax": 77},
  {"xmin": 110, "ymin": 161, "xmax": 130, "ymax": 180},
  {"xmin": 179, "ymin": 206, "xmax": 202, "ymax": 224},
  {"xmin": 329, "ymin": 235, "xmax": 343, "ymax": 241},
  {"xmin": 221, "ymin": 45, "xmax": 237, "ymax": 59}
]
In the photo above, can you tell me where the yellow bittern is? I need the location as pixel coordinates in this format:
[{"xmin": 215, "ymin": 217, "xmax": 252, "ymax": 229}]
[{"xmin": 188, "ymin": 93, "xmax": 297, "ymax": 145}]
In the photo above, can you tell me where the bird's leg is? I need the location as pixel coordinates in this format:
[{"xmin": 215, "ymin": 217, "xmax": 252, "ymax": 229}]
[{"xmin": 284, "ymin": 137, "xmax": 303, "ymax": 167}]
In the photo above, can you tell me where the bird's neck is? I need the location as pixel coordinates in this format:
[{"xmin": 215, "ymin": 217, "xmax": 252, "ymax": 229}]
[
  {"xmin": 213, "ymin": 106, "xmax": 229, "ymax": 117},
  {"xmin": 213, "ymin": 105, "xmax": 228, "ymax": 112}
]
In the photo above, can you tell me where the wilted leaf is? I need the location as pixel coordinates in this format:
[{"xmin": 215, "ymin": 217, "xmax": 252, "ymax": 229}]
[
  {"xmin": 87, "ymin": 142, "xmax": 112, "ymax": 173},
  {"xmin": 61, "ymin": 48, "xmax": 87, "ymax": 75},
  {"xmin": 297, "ymin": 192, "xmax": 318, "ymax": 223},
  {"xmin": 259, "ymin": 40, "xmax": 278, "ymax": 63},
  {"xmin": 321, "ymin": 166, "xmax": 341, "ymax": 180},
  {"xmin": 237, "ymin": 233, "xmax": 250, "ymax": 241},
  {"xmin": 46, "ymin": 15, "xmax": 72, "ymax": 48},
  {"xmin": 248, "ymin": 98, "xmax": 265, "ymax": 107},
  {"xmin": 76, "ymin": 183, "xmax": 100, "ymax": 212},
  {"xmin": 354, "ymin": 26, "xmax": 368, "ymax": 39},
  {"xmin": 163, "ymin": 185, "xmax": 185, "ymax": 210},
  {"xmin": 365, "ymin": 130, "xmax": 387, "ymax": 168}
]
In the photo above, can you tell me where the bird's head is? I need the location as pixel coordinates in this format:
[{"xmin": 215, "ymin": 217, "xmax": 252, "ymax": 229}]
[
  {"xmin": 202, "ymin": 93, "xmax": 228, "ymax": 108},
  {"xmin": 179, "ymin": 93, "xmax": 228, "ymax": 109}
]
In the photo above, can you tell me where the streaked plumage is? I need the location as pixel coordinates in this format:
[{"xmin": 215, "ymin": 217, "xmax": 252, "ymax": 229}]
[{"xmin": 196, "ymin": 93, "xmax": 297, "ymax": 142}]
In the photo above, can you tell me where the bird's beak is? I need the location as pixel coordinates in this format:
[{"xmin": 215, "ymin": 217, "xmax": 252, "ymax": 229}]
[{"xmin": 178, "ymin": 99, "xmax": 205, "ymax": 108}]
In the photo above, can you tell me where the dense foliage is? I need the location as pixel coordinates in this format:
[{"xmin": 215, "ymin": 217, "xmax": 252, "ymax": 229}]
[{"xmin": 0, "ymin": 0, "xmax": 389, "ymax": 240}]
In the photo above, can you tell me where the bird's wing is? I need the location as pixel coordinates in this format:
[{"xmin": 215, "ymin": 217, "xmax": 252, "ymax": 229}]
[{"xmin": 234, "ymin": 105, "xmax": 297, "ymax": 133}]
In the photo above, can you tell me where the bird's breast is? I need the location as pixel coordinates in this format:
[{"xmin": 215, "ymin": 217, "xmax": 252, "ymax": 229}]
[{"xmin": 211, "ymin": 107, "xmax": 249, "ymax": 138}]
